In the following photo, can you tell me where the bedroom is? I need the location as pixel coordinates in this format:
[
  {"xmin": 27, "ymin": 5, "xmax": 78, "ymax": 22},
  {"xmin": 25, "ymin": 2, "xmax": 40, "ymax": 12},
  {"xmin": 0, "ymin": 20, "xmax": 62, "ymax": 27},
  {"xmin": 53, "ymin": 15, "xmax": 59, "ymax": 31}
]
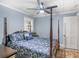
[{"xmin": 0, "ymin": 0, "xmax": 79, "ymax": 58}]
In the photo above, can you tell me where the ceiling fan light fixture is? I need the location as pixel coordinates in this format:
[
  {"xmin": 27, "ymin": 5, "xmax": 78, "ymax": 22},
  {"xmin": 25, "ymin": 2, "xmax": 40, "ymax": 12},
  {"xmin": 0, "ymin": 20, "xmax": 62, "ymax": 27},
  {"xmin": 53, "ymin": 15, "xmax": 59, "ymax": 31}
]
[{"xmin": 40, "ymin": 10, "xmax": 44, "ymax": 14}]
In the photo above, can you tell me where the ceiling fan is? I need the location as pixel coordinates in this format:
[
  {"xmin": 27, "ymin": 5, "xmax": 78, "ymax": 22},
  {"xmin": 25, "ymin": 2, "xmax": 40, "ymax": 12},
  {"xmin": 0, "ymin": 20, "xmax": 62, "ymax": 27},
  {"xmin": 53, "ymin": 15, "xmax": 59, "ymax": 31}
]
[{"xmin": 27, "ymin": 0, "xmax": 57, "ymax": 14}]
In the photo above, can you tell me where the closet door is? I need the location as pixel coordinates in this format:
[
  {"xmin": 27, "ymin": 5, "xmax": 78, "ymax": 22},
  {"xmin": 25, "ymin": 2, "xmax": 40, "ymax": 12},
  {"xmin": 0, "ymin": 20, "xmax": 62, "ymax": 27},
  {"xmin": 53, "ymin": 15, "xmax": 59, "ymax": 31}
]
[{"xmin": 63, "ymin": 16, "xmax": 78, "ymax": 49}]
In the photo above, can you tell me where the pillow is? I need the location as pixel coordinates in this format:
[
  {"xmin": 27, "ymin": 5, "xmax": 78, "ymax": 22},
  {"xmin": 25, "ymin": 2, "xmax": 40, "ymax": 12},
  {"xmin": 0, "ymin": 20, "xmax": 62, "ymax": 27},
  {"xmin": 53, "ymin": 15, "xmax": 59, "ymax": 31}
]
[
  {"xmin": 31, "ymin": 32, "xmax": 39, "ymax": 37},
  {"xmin": 9, "ymin": 32, "xmax": 24, "ymax": 42},
  {"xmin": 24, "ymin": 32, "xmax": 33, "ymax": 40}
]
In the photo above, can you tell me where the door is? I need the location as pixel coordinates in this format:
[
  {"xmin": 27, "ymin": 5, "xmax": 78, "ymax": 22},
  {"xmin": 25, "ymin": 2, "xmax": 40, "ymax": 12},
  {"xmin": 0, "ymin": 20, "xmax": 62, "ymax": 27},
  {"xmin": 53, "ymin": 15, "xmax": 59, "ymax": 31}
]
[{"xmin": 63, "ymin": 16, "xmax": 78, "ymax": 49}]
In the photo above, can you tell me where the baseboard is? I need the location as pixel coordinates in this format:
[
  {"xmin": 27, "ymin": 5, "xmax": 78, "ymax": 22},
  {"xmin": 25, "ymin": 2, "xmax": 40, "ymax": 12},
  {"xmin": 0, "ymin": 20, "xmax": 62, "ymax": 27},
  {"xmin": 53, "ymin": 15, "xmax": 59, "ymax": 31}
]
[{"xmin": 60, "ymin": 43, "xmax": 64, "ymax": 48}]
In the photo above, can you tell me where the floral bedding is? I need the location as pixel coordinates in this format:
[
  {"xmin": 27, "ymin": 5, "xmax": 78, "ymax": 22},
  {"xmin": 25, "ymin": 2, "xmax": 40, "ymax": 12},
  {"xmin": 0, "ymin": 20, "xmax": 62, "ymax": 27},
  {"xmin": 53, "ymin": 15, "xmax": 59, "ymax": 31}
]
[{"xmin": 6, "ymin": 32, "xmax": 56, "ymax": 58}]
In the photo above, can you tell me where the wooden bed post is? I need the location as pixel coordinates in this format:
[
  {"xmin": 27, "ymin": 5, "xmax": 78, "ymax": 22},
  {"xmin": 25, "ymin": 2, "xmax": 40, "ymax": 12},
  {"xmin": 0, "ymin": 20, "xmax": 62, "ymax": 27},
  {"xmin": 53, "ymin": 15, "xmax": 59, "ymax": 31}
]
[
  {"xmin": 4, "ymin": 17, "xmax": 7, "ymax": 46},
  {"xmin": 56, "ymin": 20, "xmax": 60, "ymax": 50},
  {"xmin": 47, "ymin": 6, "xmax": 57, "ymax": 58},
  {"xmin": 57, "ymin": 20, "xmax": 60, "ymax": 50},
  {"xmin": 49, "ymin": 8, "xmax": 53, "ymax": 58},
  {"xmin": 54, "ymin": 20, "xmax": 60, "ymax": 57}
]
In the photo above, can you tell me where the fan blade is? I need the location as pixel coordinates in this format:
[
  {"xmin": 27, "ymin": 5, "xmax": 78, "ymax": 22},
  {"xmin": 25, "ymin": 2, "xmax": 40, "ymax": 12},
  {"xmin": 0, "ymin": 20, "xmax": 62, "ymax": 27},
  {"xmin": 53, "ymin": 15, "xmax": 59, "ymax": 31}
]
[
  {"xmin": 46, "ymin": 5, "xmax": 57, "ymax": 9},
  {"xmin": 37, "ymin": 0, "xmax": 44, "ymax": 9},
  {"xmin": 37, "ymin": 0, "xmax": 40, "ymax": 6},
  {"xmin": 44, "ymin": 10, "xmax": 50, "ymax": 14},
  {"xmin": 26, "ymin": 8, "xmax": 41, "ymax": 10}
]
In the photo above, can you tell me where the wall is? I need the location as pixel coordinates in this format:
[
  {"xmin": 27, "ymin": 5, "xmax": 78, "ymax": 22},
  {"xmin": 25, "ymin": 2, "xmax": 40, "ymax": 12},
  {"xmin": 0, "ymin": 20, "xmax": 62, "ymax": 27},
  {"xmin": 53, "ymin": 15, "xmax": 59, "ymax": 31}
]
[
  {"xmin": 0, "ymin": 5, "xmax": 31, "ymax": 44},
  {"xmin": 34, "ymin": 16, "xmax": 63, "ymax": 43},
  {"xmin": 34, "ymin": 13, "xmax": 77, "ymax": 45}
]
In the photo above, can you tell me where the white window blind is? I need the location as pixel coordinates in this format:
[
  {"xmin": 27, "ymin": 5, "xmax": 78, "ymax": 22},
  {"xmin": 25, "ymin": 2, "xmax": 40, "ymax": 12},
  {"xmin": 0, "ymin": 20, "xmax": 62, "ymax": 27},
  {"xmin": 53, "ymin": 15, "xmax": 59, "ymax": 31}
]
[{"xmin": 24, "ymin": 17, "xmax": 33, "ymax": 32}]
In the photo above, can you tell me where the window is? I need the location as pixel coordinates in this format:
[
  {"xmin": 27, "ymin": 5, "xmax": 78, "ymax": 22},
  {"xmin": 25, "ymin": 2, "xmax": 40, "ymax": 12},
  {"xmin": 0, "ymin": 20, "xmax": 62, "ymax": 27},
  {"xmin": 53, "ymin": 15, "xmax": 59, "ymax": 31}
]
[{"xmin": 24, "ymin": 17, "xmax": 33, "ymax": 32}]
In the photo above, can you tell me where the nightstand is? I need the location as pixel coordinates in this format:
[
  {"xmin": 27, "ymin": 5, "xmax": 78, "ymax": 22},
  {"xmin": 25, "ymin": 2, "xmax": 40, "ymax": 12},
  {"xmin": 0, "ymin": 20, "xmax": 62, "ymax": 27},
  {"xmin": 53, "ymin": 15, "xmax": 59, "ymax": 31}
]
[{"xmin": 0, "ymin": 45, "xmax": 17, "ymax": 58}]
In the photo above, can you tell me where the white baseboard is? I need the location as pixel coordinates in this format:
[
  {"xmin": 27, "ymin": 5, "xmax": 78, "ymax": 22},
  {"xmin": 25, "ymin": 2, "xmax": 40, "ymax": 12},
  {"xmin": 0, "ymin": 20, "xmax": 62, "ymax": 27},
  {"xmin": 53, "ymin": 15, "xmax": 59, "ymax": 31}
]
[{"xmin": 60, "ymin": 43, "xmax": 65, "ymax": 48}]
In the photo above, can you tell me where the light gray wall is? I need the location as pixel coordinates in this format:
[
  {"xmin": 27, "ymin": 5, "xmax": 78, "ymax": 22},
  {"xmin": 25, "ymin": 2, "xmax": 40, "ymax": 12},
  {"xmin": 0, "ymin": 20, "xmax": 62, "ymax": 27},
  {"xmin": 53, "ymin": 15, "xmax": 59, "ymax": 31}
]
[
  {"xmin": 0, "ymin": 5, "xmax": 28, "ymax": 44},
  {"xmin": 34, "ymin": 13, "xmax": 77, "ymax": 44},
  {"xmin": 34, "ymin": 16, "xmax": 63, "ymax": 43}
]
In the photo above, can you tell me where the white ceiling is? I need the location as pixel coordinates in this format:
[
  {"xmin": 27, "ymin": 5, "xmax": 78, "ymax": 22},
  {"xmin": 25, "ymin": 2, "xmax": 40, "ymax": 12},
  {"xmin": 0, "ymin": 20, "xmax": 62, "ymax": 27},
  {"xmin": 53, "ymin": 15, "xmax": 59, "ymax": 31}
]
[{"xmin": 0, "ymin": 0, "xmax": 79, "ymax": 17}]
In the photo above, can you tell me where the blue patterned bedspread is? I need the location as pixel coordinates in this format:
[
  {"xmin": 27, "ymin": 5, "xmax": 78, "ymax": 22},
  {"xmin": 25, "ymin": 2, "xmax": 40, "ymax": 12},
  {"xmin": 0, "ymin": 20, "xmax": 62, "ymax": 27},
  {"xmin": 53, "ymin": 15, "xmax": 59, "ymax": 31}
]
[
  {"xmin": 15, "ymin": 37, "xmax": 49, "ymax": 54},
  {"xmin": 8, "ymin": 37, "xmax": 56, "ymax": 58}
]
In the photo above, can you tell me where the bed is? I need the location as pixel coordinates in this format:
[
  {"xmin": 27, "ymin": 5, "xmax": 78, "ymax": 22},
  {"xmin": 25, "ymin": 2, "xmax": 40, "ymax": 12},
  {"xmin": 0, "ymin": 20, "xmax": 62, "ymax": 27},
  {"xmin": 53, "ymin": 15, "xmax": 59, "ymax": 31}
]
[
  {"xmin": 3, "ymin": 6, "xmax": 60, "ymax": 58},
  {"xmin": 6, "ymin": 31, "xmax": 56, "ymax": 58}
]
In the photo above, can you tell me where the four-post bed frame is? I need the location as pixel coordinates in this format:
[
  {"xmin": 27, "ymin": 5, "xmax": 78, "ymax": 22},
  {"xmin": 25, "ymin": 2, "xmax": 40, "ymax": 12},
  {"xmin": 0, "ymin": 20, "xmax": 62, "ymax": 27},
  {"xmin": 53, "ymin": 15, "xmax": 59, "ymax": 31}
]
[
  {"xmin": 4, "ymin": 6, "xmax": 60, "ymax": 58},
  {"xmin": 46, "ymin": 6, "xmax": 60, "ymax": 58}
]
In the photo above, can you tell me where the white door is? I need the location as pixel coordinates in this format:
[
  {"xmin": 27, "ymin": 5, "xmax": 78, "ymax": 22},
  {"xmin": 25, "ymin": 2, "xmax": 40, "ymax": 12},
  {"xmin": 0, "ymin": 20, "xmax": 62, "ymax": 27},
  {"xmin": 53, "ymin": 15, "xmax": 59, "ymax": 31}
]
[{"xmin": 63, "ymin": 16, "xmax": 79, "ymax": 49}]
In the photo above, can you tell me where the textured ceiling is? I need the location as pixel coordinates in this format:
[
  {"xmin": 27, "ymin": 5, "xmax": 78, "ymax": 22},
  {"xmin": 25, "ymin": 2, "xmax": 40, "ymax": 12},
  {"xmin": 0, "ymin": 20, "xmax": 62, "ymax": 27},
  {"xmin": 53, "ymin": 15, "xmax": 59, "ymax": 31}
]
[{"xmin": 0, "ymin": 0, "xmax": 79, "ymax": 17}]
